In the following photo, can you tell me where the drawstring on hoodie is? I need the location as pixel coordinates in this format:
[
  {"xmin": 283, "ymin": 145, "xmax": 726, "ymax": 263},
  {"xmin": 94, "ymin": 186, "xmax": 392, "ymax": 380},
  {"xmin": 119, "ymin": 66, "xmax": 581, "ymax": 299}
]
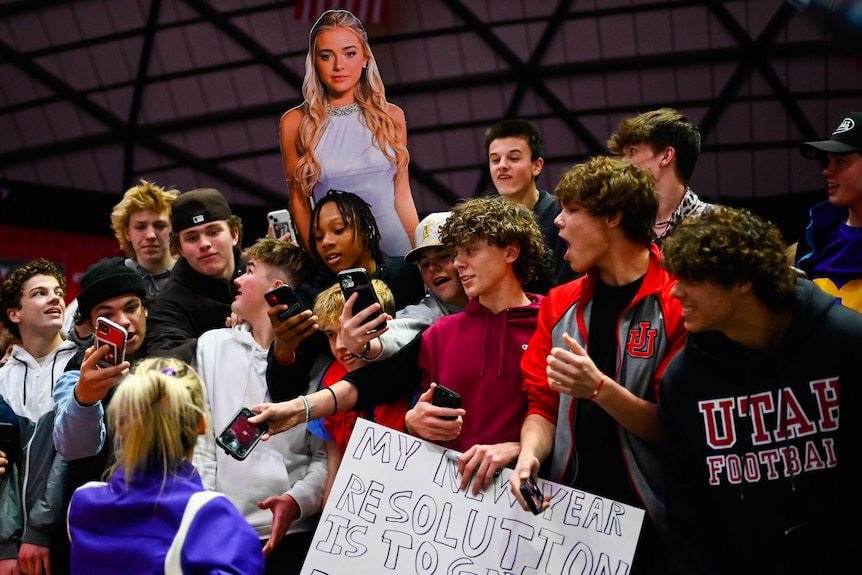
[
  {"xmin": 476, "ymin": 308, "xmax": 513, "ymax": 377},
  {"xmin": 776, "ymin": 358, "xmax": 798, "ymax": 494},
  {"xmin": 9, "ymin": 348, "xmax": 63, "ymax": 409},
  {"xmin": 479, "ymin": 314, "xmax": 488, "ymax": 377},
  {"xmin": 498, "ymin": 310, "xmax": 508, "ymax": 377},
  {"xmin": 739, "ymin": 369, "xmax": 753, "ymax": 502},
  {"xmin": 11, "ymin": 355, "xmax": 29, "ymax": 406},
  {"xmin": 739, "ymin": 353, "xmax": 798, "ymax": 503}
]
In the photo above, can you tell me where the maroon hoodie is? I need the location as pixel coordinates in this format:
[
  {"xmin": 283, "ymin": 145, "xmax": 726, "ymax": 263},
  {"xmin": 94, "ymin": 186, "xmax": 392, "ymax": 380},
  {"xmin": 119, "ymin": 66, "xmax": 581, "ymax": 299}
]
[{"xmin": 418, "ymin": 293, "xmax": 550, "ymax": 453}]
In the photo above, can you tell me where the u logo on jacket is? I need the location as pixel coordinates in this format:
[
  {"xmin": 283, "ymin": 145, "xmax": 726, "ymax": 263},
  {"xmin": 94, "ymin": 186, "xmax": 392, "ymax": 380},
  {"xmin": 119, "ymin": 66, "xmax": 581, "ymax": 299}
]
[{"xmin": 626, "ymin": 321, "xmax": 657, "ymax": 358}]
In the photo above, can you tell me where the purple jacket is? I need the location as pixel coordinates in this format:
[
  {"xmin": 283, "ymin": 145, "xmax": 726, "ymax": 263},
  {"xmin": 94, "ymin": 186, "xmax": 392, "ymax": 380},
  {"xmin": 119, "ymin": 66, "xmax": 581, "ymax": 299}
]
[{"xmin": 68, "ymin": 461, "xmax": 263, "ymax": 575}]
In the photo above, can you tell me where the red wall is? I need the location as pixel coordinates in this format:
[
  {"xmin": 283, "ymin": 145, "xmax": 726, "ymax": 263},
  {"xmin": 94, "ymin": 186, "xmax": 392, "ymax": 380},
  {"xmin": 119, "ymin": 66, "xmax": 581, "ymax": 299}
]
[{"xmin": 0, "ymin": 225, "xmax": 123, "ymax": 302}]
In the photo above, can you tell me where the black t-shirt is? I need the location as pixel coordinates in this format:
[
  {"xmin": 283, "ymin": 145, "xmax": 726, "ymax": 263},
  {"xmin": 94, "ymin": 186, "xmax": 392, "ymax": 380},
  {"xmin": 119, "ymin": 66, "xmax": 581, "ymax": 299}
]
[{"xmin": 573, "ymin": 276, "xmax": 643, "ymax": 504}]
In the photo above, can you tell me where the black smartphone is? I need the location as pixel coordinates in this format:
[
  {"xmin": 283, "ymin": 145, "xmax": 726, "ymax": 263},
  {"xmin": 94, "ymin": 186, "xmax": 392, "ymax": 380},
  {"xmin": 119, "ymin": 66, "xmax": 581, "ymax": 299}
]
[
  {"xmin": 337, "ymin": 267, "xmax": 386, "ymax": 332},
  {"xmin": 264, "ymin": 285, "xmax": 306, "ymax": 322},
  {"xmin": 0, "ymin": 421, "xmax": 18, "ymax": 467},
  {"xmin": 94, "ymin": 317, "xmax": 128, "ymax": 368},
  {"xmin": 431, "ymin": 384, "xmax": 462, "ymax": 419},
  {"xmin": 215, "ymin": 407, "xmax": 268, "ymax": 461},
  {"xmin": 520, "ymin": 476, "xmax": 544, "ymax": 515}
]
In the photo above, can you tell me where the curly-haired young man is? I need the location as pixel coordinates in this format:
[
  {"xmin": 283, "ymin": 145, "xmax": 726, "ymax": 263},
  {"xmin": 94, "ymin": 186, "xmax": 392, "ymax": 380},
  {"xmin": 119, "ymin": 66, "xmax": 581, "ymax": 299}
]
[
  {"xmin": 658, "ymin": 205, "xmax": 862, "ymax": 575},
  {"xmin": 0, "ymin": 258, "xmax": 77, "ymax": 575},
  {"xmin": 512, "ymin": 155, "xmax": 687, "ymax": 574},
  {"xmin": 404, "ymin": 196, "xmax": 557, "ymax": 495}
]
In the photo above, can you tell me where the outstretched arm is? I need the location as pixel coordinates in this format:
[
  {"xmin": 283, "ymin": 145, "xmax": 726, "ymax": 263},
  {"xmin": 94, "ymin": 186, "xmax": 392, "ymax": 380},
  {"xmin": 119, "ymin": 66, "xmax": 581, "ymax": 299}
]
[{"xmin": 250, "ymin": 381, "xmax": 356, "ymax": 439}]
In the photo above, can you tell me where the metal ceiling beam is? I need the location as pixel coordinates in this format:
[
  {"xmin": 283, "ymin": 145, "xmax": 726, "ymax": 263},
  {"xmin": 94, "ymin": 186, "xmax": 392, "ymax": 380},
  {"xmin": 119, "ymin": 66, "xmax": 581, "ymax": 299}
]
[
  {"xmin": 124, "ymin": 0, "xmax": 162, "ymax": 188},
  {"xmin": 0, "ymin": 37, "xmax": 837, "ymax": 127},
  {"xmin": 0, "ymin": 39, "xmax": 282, "ymax": 202},
  {"xmin": 470, "ymin": 0, "xmax": 577, "ymax": 196},
  {"xmin": 700, "ymin": 2, "xmax": 816, "ymax": 141},
  {"xmin": 0, "ymin": 39, "xmax": 847, "ymax": 169},
  {"xmin": 180, "ymin": 0, "xmax": 304, "ymax": 89},
  {"xmin": 441, "ymin": 0, "xmax": 605, "ymax": 156},
  {"xmin": 0, "ymin": 0, "xmax": 69, "ymax": 19}
]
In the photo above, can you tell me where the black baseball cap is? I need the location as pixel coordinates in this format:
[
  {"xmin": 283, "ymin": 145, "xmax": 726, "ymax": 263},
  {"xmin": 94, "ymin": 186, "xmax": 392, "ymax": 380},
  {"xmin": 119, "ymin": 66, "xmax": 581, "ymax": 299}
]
[
  {"xmin": 800, "ymin": 112, "xmax": 862, "ymax": 159},
  {"xmin": 171, "ymin": 188, "xmax": 233, "ymax": 233}
]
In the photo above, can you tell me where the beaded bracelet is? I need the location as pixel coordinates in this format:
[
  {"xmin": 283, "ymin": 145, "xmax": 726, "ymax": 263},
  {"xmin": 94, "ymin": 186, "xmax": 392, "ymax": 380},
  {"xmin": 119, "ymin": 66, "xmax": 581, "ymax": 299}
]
[{"xmin": 300, "ymin": 395, "xmax": 311, "ymax": 422}]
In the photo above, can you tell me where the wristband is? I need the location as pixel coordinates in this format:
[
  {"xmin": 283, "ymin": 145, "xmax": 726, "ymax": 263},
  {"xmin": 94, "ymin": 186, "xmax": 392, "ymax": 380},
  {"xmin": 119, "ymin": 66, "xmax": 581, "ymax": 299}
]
[
  {"xmin": 351, "ymin": 341, "xmax": 372, "ymax": 360},
  {"xmin": 325, "ymin": 386, "xmax": 338, "ymax": 416},
  {"xmin": 300, "ymin": 395, "xmax": 311, "ymax": 422},
  {"xmin": 589, "ymin": 374, "xmax": 605, "ymax": 400}
]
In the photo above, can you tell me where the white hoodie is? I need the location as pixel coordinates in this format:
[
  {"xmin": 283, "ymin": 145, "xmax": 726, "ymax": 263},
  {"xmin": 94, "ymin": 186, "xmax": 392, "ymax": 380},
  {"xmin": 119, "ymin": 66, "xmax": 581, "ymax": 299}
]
[
  {"xmin": 193, "ymin": 322, "xmax": 327, "ymax": 539},
  {"xmin": 0, "ymin": 339, "xmax": 77, "ymax": 421}
]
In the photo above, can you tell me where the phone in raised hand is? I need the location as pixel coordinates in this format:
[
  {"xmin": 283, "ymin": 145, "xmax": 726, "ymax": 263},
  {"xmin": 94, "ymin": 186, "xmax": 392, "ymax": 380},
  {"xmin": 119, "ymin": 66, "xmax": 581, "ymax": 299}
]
[
  {"xmin": 264, "ymin": 285, "xmax": 306, "ymax": 322},
  {"xmin": 94, "ymin": 317, "xmax": 127, "ymax": 368},
  {"xmin": 337, "ymin": 267, "xmax": 386, "ymax": 333},
  {"xmin": 267, "ymin": 209, "xmax": 298, "ymax": 246}
]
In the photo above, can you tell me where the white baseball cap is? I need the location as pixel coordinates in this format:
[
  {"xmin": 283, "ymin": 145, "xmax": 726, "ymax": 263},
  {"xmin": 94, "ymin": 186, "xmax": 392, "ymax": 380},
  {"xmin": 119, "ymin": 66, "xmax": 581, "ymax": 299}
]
[{"xmin": 404, "ymin": 212, "xmax": 452, "ymax": 262}]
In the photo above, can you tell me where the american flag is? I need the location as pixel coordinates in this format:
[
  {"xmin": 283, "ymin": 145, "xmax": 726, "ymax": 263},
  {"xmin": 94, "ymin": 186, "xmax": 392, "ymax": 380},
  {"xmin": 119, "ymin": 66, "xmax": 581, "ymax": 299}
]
[{"xmin": 294, "ymin": 0, "xmax": 388, "ymax": 24}]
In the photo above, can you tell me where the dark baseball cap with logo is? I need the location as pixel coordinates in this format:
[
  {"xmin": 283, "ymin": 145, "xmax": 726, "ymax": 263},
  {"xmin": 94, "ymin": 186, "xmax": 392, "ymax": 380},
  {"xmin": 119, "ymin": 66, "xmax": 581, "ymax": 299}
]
[
  {"xmin": 800, "ymin": 112, "xmax": 862, "ymax": 160},
  {"xmin": 171, "ymin": 188, "xmax": 233, "ymax": 233}
]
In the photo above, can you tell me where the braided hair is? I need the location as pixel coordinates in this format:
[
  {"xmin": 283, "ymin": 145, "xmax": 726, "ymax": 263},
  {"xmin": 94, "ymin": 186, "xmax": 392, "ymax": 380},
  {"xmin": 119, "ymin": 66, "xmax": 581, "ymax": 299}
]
[{"xmin": 310, "ymin": 189, "xmax": 383, "ymax": 264}]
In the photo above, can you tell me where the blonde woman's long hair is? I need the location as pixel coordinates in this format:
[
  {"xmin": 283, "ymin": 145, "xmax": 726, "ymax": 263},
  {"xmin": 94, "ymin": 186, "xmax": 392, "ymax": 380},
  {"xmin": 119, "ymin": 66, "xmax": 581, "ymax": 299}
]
[
  {"xmin": 107, "ymin": 357, "xmax": 208, "ymax": 489},
  {"xmin": 294, "ymin": 9, "xmax": 409, "ymax": 198}
]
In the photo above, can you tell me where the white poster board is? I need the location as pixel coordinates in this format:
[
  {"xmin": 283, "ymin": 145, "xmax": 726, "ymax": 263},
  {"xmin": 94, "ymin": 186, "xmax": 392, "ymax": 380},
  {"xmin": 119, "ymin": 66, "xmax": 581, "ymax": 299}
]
[{"xmin": 300, "ymin": 419, "xmax": 645, "ymax": 575}]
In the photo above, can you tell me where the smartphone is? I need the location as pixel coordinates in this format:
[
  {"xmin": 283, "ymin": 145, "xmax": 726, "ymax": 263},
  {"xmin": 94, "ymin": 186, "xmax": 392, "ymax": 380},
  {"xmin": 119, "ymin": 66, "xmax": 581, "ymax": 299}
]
[
  {"xmin": 264, "ymin": 285, "xmax": 306, "ymax": 322},
  {"xmin": 0, "ymin": 421, "xmax": 18, "ymax": 467},
  {"xmin": 337, "ymin": 268, "xmax": 386, "ymax": 332},
  {"xmin": 431, "ymin": 384, "xmax": 462, "ymax": 419},
  {"xmin": 267, "ymin": 209, "xmax": 298, "ymax": 246},
  {"xmin": 520, "ymin": 476, "xmax": 544, "ymax": 515},
  {"xmin": 215, "ymin": 407, "xmax": 269, "ymax": 461},
  {"xmin": 94, "ymin": 317, "xmax": 127, "ymax": 368}
]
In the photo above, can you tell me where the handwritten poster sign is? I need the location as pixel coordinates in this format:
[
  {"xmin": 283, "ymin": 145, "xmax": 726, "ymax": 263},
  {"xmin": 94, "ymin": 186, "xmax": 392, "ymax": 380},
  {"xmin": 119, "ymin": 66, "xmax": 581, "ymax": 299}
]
[{"xmin": 300, "ymin": 419, "xmax": 645, "ymax": 575}]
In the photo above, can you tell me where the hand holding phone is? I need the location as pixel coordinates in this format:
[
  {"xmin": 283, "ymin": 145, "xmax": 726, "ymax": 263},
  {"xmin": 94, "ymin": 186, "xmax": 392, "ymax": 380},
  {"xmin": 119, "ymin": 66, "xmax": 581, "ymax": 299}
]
[
  {"xmin": 267, "ymin": 209, "xmax": 298, "ymax": 246},
  {"xmin": 431, "ymin": 384, "xmax": 462, "ymax": 420},
  {"xmin": 94, "ymin": 317, "xmax": 127, "ymax": 368},
  {"xmin": 337, "ymin": 268, "xmax": 386, "ymax": 333},
  {"xmin": 216, "ymin": 407, "xmax": 269, "ymax": 461},
  {"xmin": 265, "ymin": 285, "xmax": 306, "ymax": 322},
  {"xmin": 520, "ymin": 476, "xmax": 544, "ymax": 515}
]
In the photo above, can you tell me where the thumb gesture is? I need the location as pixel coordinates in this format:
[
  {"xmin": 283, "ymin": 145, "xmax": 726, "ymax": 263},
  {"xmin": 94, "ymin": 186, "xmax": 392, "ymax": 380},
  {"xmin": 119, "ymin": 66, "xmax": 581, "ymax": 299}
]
[{"xmin": 562, "ymin": 332, "xmax": 587, "ymax": 356}]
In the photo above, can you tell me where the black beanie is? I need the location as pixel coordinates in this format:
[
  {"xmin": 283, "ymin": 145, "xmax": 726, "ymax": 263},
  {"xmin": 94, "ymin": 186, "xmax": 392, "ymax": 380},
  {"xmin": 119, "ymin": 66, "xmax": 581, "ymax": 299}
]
[{"xmin": 77, "ymin": 257, "xmax": 146, "ymax": 321}]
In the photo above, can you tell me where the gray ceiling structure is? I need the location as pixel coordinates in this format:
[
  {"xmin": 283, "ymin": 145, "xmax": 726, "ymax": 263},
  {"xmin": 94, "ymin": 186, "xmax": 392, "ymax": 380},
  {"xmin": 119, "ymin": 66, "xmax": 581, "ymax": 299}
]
[{"xmin": 1, "ymin": 0, "xmax": 861, "ymax": 242}]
